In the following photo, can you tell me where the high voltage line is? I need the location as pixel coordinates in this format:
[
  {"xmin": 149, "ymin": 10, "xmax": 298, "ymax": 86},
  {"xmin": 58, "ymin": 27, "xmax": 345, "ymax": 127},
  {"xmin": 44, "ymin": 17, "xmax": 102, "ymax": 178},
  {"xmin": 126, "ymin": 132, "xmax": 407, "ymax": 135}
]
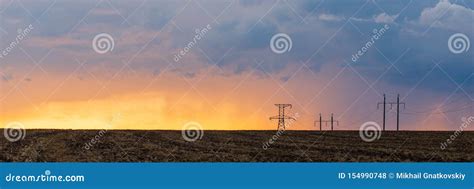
[
  {"xmin": 270, "ymin": 94, "xmax": 470, "ymax": 131},
  {"xmin": 377, "ymin": 94, "xmax": 405, "ymax": 131},
  {"xmin": 315, "ymin": 113, "xmax": 339, "ymax": 131}
]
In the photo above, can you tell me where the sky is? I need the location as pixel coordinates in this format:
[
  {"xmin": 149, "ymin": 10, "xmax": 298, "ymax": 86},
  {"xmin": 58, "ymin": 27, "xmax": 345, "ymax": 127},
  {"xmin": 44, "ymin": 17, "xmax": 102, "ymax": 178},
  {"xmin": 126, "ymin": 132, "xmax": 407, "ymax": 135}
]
[{"xmin": 0, "ymin": 0, "xmax": 473, "ymax": 130}]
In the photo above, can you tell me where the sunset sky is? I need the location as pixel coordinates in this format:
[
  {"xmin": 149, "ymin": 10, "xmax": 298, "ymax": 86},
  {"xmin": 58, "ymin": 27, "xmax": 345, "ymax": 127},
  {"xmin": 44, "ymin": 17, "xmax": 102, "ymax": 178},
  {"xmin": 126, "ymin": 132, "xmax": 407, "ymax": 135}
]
[{"xmin": 0, "ymin": 0, "xmax": 473, "ymax": 130}]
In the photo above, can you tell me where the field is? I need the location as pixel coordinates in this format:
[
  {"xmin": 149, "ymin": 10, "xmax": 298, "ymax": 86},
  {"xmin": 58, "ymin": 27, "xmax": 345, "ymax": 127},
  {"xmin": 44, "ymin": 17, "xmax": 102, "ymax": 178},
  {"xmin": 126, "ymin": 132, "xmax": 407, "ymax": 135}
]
[{"xmin": 1, "ymin": 130, "xmax": 472, "ymax": 162}]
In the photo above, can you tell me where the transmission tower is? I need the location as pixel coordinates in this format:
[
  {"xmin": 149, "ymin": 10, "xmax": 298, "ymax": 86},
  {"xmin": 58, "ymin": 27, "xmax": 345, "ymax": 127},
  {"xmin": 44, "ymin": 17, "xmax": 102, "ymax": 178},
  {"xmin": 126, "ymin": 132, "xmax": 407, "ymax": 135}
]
[
  {"xmin": 269, "ymin": 104, "xmax": 295, "ymax": 130},
  {"xmin": 315, "ymin": 113, "xmax": 339, "ymax": 131},
  {"xmin": 377, "ymin": 94, "xmax": 406, "ymax": 131}
]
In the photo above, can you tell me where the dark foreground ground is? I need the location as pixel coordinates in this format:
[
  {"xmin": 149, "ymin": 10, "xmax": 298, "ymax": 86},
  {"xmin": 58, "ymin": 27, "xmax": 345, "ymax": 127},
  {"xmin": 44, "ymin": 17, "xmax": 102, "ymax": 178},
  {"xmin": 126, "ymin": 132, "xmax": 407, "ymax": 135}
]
[{"xmin": 1, "ymin": 130, "xmax": 472, "ymax": 162}]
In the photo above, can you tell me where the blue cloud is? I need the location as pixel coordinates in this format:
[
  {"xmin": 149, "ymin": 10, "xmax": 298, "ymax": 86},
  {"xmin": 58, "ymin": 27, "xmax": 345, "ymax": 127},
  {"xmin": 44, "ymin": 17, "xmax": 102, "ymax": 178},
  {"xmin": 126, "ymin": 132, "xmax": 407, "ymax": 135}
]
[{"xmin": 1, "ymin": 0, "xmax": 472, "ymax": 94}]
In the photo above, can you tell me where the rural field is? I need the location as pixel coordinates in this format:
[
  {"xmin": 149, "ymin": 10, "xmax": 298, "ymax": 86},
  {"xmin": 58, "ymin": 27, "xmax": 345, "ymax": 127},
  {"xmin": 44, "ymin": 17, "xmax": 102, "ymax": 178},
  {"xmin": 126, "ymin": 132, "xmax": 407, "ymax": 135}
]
[{"xmin": 1, "ymin": 130, "xmax": 472, "ymax": 162}]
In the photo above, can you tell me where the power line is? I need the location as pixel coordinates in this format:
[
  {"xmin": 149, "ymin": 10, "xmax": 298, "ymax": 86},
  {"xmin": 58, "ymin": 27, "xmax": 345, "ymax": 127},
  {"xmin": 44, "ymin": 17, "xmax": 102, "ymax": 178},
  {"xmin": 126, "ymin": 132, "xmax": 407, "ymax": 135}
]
[
  {"xmin": 402, "ymin": 104, "xmax": 473, "ymax": 115},
  {"xmin": 377, "ymin": 94, "xmax": 405, "ymax": 131},
  {"xmin": 343, "ymin": 109, "xmax": 378, "ymax": 127},
  {"xmin": 402, "ymin": 95, "xmax": 470, "ymax": 114},
  {"xmin": 315, "ymin": 113, "xmax": 339, "ymax": 131}
]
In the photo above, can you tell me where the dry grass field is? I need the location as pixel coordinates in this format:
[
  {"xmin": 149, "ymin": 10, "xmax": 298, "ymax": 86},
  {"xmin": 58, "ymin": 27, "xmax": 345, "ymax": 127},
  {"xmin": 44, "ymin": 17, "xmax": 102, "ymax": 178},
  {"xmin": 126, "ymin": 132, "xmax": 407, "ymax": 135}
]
[{"xmin": 1, "ymin": 130, "xmax": 472, "ymax": 162}]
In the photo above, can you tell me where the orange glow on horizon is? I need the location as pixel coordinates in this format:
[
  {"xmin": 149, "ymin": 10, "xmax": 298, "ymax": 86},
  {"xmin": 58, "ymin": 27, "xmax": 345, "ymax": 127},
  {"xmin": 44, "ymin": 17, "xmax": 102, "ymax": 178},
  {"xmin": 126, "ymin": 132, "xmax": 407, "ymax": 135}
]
[{"xmin": 0, "ymin": 91, "xmax": 271, "ymax": 130}]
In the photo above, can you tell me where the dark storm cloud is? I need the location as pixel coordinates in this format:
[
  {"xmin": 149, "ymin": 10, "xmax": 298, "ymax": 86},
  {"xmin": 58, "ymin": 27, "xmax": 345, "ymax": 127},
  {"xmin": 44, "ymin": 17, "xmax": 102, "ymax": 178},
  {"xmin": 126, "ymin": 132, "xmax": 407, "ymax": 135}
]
[{"xmin": 1, "ymin": 0, "xmax": 472, "ymax": 93}]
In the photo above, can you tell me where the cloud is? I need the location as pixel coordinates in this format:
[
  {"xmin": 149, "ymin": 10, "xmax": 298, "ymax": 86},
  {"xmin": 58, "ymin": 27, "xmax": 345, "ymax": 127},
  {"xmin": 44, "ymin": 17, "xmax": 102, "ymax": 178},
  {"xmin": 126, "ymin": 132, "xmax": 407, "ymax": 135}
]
[
  {"xmin": 318, "ymin": 13, "xmax": 345, "ymax": 22},
  {"xmin": 349, "ymin": 13, "xmax": 398, "ymax": 24},
  {"xmin": 374, "ymin": 13, "xmax": 398, "ymax": 24},
  {"xmin": 418, "ymin": 0, "xmax": 474, "ymax": 31}
]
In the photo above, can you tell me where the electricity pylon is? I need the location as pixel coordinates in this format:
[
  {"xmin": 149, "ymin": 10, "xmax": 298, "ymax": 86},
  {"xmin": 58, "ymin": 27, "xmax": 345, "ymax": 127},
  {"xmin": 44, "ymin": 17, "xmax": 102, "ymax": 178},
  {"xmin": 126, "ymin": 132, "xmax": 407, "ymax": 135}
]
[
  {"xmin": 315, "ymin": 113, "xmax": 339, "ymax": 131},
  {"xmin": 377, "ymin": 94, "xmax": 406, "ymax": 131},
  {"xmin": 269, "ymin": 104, "xmax": 295, "ymax": 130}
]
